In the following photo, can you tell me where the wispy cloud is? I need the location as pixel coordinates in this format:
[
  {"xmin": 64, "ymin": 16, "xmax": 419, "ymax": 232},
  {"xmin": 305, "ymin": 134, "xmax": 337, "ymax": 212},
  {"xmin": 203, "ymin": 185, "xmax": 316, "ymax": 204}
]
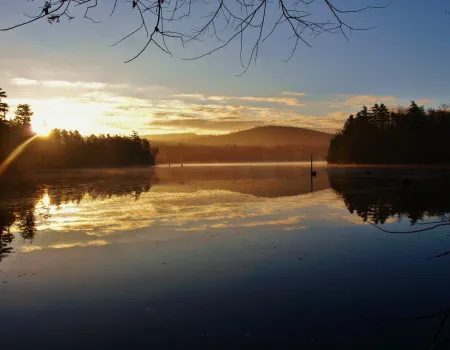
[
  {"xmin": 332, "ymin": 95, "xmax": 398, "ymax": 108},
  {"xmin": 417, "ymin": 99, "xmax": 434, "ymax": 105},
  {"xmin": 10, "ymin": 77, "xmax": 120, "ymax": 90},
  {"xmin": 42, "ymin": 80, "xmax": 107, "ymax": 89},
  {"xmin": 173, "ymin": 93, "xmax": 205, "ymax": 99},
  {"xmin": 10, "ymin": 78, "xmax": 39, "ymax": 86},
  {"xmin": 5, "ymin": 78, "xmax": 372, "ymax": 135},
  {"xmin": 173, "ymin": 93, "xmax": 303, "ymax": 107},
  {"xmin": 282, "ymin": 91, "xmax": 306, "ymax": 96}
]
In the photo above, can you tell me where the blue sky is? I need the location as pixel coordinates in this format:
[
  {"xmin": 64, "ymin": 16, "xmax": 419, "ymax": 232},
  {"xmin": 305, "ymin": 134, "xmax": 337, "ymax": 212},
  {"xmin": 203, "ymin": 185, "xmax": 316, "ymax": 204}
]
[{"xmin": 1, "ymin": 0, "xmax": 449, "ymax": 135}]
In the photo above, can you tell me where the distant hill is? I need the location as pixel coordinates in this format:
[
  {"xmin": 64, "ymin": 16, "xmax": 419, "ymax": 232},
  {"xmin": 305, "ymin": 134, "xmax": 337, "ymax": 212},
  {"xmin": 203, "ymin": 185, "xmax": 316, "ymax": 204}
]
[
  {"xmin": 145, "ymin": 126, "xmax": 333, "ymax": 163},
  {"xmin": 142, "ymin": 133, "xmax": 208, "ymax": 144},
  {"xmin": 145, "ymin": 126, "xmax": 332, "ymax": 147}
]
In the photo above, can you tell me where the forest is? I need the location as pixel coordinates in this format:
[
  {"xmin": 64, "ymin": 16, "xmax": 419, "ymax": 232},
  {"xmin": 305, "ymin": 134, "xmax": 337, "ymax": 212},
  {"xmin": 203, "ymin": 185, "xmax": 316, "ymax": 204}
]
[
  {"xmin": 155, "ymin": 144, "xmax": 328, "ymax": 164},
  {"xmin": 0, "ymin": 89, "xmax": 158, "ymax": 177},
  {"xmin": 327, "ymin": 101, "xmax": 450, "ymax": 164}
]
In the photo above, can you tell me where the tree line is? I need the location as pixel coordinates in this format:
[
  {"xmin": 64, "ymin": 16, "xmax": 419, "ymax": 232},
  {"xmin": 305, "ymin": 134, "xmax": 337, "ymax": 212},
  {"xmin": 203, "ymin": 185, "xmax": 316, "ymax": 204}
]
[
  {"xmin": 327, "ymin": 101, "xmax": 450, "ymax": 164},
  {"xmin": 0, "ymin": 88, "xmax": 159, "ymax": 177},
  {"xmin": 155, "ymin": 143, "xmax": 329, "ymax": 164}
]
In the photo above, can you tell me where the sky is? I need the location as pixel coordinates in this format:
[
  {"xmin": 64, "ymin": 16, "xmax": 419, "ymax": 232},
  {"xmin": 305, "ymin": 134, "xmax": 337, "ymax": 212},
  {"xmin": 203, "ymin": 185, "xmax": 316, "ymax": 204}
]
[{"xmin": 0, "ymin": 0, "xmax": 449, "ymax": 136}]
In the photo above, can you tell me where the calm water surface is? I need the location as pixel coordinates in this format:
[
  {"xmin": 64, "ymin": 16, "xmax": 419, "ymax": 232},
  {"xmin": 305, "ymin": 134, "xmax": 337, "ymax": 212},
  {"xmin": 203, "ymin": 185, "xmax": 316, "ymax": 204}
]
[{"xmin": 1, "ymin": 164, "xmax": 450, "ymax": 349}]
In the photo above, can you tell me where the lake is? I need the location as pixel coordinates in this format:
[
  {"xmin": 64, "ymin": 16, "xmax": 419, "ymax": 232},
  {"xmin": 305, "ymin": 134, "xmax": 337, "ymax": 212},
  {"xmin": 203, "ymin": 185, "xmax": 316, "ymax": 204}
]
[{"xmin": 1, "ymin": 164, "xmax": 450, "ymax": 349}]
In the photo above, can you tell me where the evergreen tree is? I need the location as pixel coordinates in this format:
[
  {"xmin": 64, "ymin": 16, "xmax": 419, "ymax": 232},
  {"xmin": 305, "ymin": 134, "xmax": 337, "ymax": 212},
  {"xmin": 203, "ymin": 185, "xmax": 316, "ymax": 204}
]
[
  {"xmin": 14, "ymin": 104, "xmax": 33, "ymax": 126},
  {"xmin": 0, "ymin": 88, "xmax": 8, "ymax": 120},
  {"xmin": 327, "ymin": 101, "xmax": 450, "ymax": 164},
  {"xmin": 0, "ymin": 102, "xmax": 9, "ymax": 120}
]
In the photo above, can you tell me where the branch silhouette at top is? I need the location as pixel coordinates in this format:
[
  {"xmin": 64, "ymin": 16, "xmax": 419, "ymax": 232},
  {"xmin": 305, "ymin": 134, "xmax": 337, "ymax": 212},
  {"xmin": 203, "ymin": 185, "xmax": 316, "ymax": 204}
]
[{"xmin": 1, "ymin": 0, "xmax": 390, "ymax": 73}]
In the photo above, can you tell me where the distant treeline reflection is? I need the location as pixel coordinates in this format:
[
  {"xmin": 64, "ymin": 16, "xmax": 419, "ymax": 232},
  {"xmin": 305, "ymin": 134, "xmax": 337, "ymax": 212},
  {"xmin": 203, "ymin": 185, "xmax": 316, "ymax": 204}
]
[
  {"xmin": 329, "ymin": 168, "xmax": 450, "ymax": 225},
  {"xmin": 0, "ymin": 170, "xmax": 158, "ymax": 262},
  {"xmin": 327, "ymin": 102, "xmax": 450, "ymax": 164}
]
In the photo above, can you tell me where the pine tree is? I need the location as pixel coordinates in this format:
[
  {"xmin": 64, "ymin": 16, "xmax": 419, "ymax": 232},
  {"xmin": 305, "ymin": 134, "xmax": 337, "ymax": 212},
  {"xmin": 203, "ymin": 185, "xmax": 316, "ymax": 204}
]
[
  {"xmin": 0, "ymin": 88, "xmax": 9, "ymax": 120},
  {"xmin": 14, "ymin": 104, "xmax": 34, "ymax": 126},
  {"xmin": 0, "ymin": 102, "xmax": 10, "ymax": 120},
  {"xmin": 0, "ymin": 88, "xmax": 6, "ymax": 100}
]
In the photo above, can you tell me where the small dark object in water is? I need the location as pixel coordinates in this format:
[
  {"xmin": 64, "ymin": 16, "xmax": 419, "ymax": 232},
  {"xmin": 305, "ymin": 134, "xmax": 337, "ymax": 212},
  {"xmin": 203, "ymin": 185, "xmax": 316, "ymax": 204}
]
[
  {"xmin": 168, "ymin": 164, "xmax": 171, "ymax": 167},
  {"xmin": 311, "ymin": 171, "xmax": 317, "ymax": 177},
  {"xmin": 181, "ymin": 164, "xmax": 183, "ymax": 167},
  {"xmin": 402, "ymin": 177, "xmax": 411, "ymax": 186},
  {"xmin": 365, "ymin": 170, "xmax": 372, "ymax": 176}
]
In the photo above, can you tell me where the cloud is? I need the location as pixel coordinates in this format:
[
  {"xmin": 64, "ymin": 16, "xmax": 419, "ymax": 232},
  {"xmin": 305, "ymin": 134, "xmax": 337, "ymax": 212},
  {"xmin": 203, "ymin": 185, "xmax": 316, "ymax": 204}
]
[
  {"xmin": 96, "ymin": 90, "xmax": 348, "ymax": 134},
  {"xmin": 147, "ymin": 109, "xmax": 345, "ymax": 134},
  {"xmin": 173, "ymin": 93, "xmax": 205, "ymax": 99},
  {"xmin": 334, "ymin": 95, "xmax": 398, "ymax": 109},
  {"xmin": 173, "ymin": 93, "xmax": 303, "ymax": 107},
  {"xmin": 42, "ymin": 80, "xmax": 107, "ymax": 89},
  {"xmin": 237, "ymin": 96, "xmax": 302, "ymax": 106},
  {"xmin": 10, "ymin": 77, "xmax": 110, "ymax": 89},
  {"xmin": 152, "ymin": 112, "xmax": 198, "ymax": 120},
  {"xmin": 10, "ymin": 78, "xmax": 39, "ymax": 86},
  {"xmin": 5, "ymin": 77, "xmax": 350, "ymax": 135},
  {"xmin": 417, "ymin": 99, "xmax": 434, "ymax": 105},
  {"xmin": 282, "ymin": 91, "xmax": 307, "ymax": 96}
]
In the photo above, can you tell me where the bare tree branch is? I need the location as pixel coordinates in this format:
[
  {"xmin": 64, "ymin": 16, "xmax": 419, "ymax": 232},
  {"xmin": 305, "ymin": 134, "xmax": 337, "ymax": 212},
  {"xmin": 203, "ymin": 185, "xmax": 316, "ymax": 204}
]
[
  {"xmin": 368, "ymin": 221, "xmax": 450, "ymax": 234},
  {"xmin": 427, "ymin": 250, "xmax": 450, "ymax": 260},
  {"xmin": 0, "ymin": 0, "xmax": 390, "ymax": 69}
]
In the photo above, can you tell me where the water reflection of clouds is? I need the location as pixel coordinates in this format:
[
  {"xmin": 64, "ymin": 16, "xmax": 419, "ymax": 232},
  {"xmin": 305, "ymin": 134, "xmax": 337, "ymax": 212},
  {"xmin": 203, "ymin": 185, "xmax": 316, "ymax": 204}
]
[
  {"xmin": 16, "ymin": 168, "xmax": 439, "ymax": 256},
  {"xmin": 21, "ymin": 240, "xmax": 110, "ymax": 252},
  {"xmin": 16, "ymin": 188, "xmax": 351, "ymax": 253},
  {"xmin": 49, "ymin": 240, "xmax": 110, "ymax": 249}
]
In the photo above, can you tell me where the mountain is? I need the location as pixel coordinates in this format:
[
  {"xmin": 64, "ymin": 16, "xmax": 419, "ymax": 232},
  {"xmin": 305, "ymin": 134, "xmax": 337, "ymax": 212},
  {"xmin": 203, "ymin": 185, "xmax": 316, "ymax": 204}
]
[
  {"xmin": 144, "ymin": 126, "xmax": 333, "ymax": 163},
  {"xmin": 145, "ymin": 126, "xmax": 332, "ymax": 147},
  {"xmin": 142, "ymin": 133, "xmax": 207, "ymax": 144}
]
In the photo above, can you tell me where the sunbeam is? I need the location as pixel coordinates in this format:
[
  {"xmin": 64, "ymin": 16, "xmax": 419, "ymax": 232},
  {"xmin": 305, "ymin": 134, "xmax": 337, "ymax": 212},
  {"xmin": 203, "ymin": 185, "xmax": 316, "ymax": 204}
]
[{"xmin": 0, "ymin": 134, "xmax": 38, "ymax": 176}]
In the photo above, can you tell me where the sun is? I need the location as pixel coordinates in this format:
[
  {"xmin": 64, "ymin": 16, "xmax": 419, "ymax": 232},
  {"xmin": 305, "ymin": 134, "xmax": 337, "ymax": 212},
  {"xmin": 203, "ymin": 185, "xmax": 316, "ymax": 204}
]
[{"xmin": 32, "ymin": 121, "xmax": 52, "ymax": 137}]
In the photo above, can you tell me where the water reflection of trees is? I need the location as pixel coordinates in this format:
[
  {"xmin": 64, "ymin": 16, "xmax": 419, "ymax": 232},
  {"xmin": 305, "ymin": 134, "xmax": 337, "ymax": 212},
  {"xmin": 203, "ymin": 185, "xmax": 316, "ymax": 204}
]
[
  {"xmin": 0, "ymin": 169, "xmax": 159, "ymax": 262},
  {"xmin": 328, "ymin": 168, "xmax": 450, "ymax": 225},
  {"xmin": 330, "ymin": 168, "xmax": 450, "ymax": 348}
]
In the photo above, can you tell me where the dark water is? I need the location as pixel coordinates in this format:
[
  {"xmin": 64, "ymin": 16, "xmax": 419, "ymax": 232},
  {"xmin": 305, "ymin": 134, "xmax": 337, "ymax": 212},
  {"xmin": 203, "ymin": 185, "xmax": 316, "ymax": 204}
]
[{"xmin": 1, "ymin": 164, "xmax": 450, "ymax": 349}]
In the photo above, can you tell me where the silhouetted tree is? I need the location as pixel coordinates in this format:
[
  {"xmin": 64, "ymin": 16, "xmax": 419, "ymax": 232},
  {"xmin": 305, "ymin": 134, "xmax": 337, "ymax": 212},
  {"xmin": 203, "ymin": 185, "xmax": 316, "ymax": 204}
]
[
  {"xmin": 0, "ymin": 102, "xmax": 9, "ymax": 120},
  {"xmin": 0, "ymin": 98, "xmax": 159, "ymax": 175},
  {"xmin": 0, "ymin": 88, "xmax": 9, "ymax": 121},
  {"xmin": 14, "ymin": 104, "xmax": 33, "ymax": 127},
  {"xmin": 327, "ymin": 101, "xmax": 450, "ymax": 164},
  {"xmin": 16, "ymin": 129, "xmax": 159, "ymax": 171}
]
